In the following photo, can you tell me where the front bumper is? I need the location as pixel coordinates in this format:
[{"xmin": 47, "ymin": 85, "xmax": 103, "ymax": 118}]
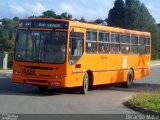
[{"xmin": 12, "ymin": 74, "xmax": 66, "ymax": 87}]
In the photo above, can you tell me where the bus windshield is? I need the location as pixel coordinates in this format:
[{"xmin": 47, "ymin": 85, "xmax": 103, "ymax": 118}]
[{"xmin": 15, "ymin": 30, "xmax": 67, "ymax": 64}]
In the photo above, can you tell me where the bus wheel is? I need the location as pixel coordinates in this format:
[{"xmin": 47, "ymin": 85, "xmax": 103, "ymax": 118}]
[
  {"xmin": 80, "ymin": 72, "xmax": 89, "ymax": 94},
  {"xmin": 120, "ymin": 69, "xmax": 133, "ymax": 88},
  {"xmin": 125, "ymin": 69, "xmax": 134, "ymax": 88},
  {"xmin": 38, "ymin": 86, "xmax": 48, "ymax": 93}
]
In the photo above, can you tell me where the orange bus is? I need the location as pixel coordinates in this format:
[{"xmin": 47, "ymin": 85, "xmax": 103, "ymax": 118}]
[{"xmin": 12, "ymin": 18, "xmax": 151, "ymax": 94}]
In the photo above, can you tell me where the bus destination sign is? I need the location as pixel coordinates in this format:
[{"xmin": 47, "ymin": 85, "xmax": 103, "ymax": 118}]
[{"xmin": 18, "ymin": 20, "xmax": 68, "ymax": 29}]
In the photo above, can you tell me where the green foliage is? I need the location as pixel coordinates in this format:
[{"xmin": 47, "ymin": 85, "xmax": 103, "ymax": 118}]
[
  {"xmin": 0, "ymin": 18, "xmax": 17, "ymax": 68},
  {"xmin": 79, "ymin": 17, "xmax": 86, "ymax": 22},
  {"xmin": 129, "ymin": 92, "xmax": 160, "ymax": 112},
  {"xmin": 108, "ymin": 0, "xmax": 155, "ymax": 30},
  {"xmin": 57, "ymin": 12, "xmax": 72, "ymax": 20},
  {"xmin": 108, "ymin": 0, "xmax": 160, "ymax": 60},
  {"xmin": 94, "ymin": 19, "xmax": 105, "ymax": 24},
  {"xmin": 74, "ymin": 17, "xmax": 86, "ymax": 22},
  {"xmin": 41, "ymin": 10, "xmax": 57, "ymax": 18},
  {"xmin": 13, "ymin": 17, "xmax": 19, "ymax": 21},
  {"xmin": 149, "ymin": 26, "xmax": 160, "ymax": 59},
  {"xmin": 40, "ymin": 10, "xmax": 72, "ymax": 20},
  {"xmin": 108, "ymin": 0, "xmax": 125, "ymax": 28}
]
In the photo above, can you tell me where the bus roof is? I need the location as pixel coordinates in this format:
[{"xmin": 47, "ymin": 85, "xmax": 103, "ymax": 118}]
[{"xmin": 20, "ymin": 18, "xmax": 151, "ymax": 36}]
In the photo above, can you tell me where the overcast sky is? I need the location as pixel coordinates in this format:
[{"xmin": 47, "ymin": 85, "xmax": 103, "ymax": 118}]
[{"xmin": 0, "ymin": 0, "xmax": 160, "ymax": 23}]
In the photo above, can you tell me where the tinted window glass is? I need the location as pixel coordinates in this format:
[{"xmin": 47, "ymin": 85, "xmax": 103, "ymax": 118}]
[
  {"xmin": 86, "ymin": 30, "xmax": 97, "ymax": 53},
  {"xmin": 99, "ymin": 32, "xmax": 109, "ymax": 42},
  {"xmin": 111, "ymin": 33, "xmax": 120, "ymax": 54}
]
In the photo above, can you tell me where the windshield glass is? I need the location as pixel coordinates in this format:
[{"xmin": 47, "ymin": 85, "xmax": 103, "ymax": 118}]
[{"xmin": 15, "ymin": 30, "xmax": 67, "ymax": 64}]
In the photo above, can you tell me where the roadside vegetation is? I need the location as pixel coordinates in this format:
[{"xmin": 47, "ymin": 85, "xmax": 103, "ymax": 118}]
[
  {"xmin": 151, "ymin": 60, "xmax": 160, "ymax": 62},
  {"xmin": 128, "ymin": 92, "xmax": 160, "ymax": 112}
]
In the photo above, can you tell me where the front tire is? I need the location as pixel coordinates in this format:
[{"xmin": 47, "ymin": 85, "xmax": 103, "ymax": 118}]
[{"xmin": 80, "ymin": 72, "xmax": 89, "ymax": 94}]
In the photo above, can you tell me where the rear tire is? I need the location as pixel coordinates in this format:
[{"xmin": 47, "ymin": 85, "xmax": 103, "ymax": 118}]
[
  {"xmin": 80, "ymin": 72, "xmax": 89, "ymax": 94},
  {"xmin": 38, "ymin": 86, "xmax": 48, "ymax": 93},
  {"xmin": 122, "ymin": 69, "xmax": 134, "ymax": 88}
]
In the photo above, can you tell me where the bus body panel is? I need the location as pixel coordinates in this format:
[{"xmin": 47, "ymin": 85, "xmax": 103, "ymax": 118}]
[{"xmin": 68, "ymin": 54, "xmax": 150, "ymax": 87}]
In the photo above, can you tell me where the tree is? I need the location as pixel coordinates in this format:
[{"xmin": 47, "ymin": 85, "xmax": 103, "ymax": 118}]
[
  {"xmin": 41, "ymin": 10, "xmax": 57, "ymax": 18},
  {"xmin": 13, "ymin": 17, "xmax": 19, "ymax": 21},
  {"xmin": 94, "ymin": 19, "xmax": 105, "ymax": 24},
  {"xmin": 57, "ymin": 12, "xmax": 72, "ymax": 20},
  {"xmin": 107, "ymin": 0, "xmax": 160, "ymax": 59},
  {"xmin": 125, "ymin": 0, "xmax": 141, "ymax": 29},
  {"xmin": 149, "ymin": 25, "xmax": 160, "ymax": 59},
  {"xmin": 78, "ymin": 17, "xmax": 86, "ymax": 22},
  {"xmin": 108, "ymin": 0, "xmax": 125, "ymax": 27},
  {"xmin": 139, "ymin": 4, "xmax": 155, "ymax": 31},
  {"xmin": 0, "ymin": 18, "xmax": 17, "ymax": 68},
  {"xmin": 1, "ymin": 18, "xmax": 17, "ymax": 40},
  {"xmin": 40, "ymin": 10, "xmax": 73, "ymax": 20},
  {"xmin": 28, "ymin": 15, "xmax": 37, "ymax": 18},
  {"xmin": 108, "ymin": 0, "xmax": 155, "ymax": 30}
]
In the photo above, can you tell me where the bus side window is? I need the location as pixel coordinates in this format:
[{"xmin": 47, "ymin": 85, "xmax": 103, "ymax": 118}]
[
  {"xmin": 130, "ymin": 35, "xmax": 138, "ymax": 54},
  {"xmin": 121, "ymin": 34, "xmax": 130, "ymax": 54},
  {"xmin": 139, "ymin": 36, "xmax": 145, "ymax": 54},
  {"xmin": 98, "ymin": 32, "xmax": 110, "ymax": 54},
  {"xmin": 111, "ymin": 33, "xmax": 120, "ymax": 54},
  {"xmin": 70, "ymin": 40, "xmax": 82, "ymax": 56},
  {"xmin": 145, "ymin": 37, "xmax": 150, "ymax": 54},
  {"xmin": 69, "ymin": 32, "xmax": 84, "ymax": 65},
  {"xmin": 86, "ymin": 30, "xmax": 97, "ymax": 53}
]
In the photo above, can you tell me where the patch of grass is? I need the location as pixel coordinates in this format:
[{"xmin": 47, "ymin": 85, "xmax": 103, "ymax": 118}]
[
  {"xmin": 129, "ymin": 92, "xmax": 160, "ymax": 112},
  {"xmin": 151, "ymin": 60, "xmax": 160, "ymax": 62}
]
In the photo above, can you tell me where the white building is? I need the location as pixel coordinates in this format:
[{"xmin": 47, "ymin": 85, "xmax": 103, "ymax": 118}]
[{"xmin": 0, "ymin": 21, "xmax": 2, "ymax": 25}]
